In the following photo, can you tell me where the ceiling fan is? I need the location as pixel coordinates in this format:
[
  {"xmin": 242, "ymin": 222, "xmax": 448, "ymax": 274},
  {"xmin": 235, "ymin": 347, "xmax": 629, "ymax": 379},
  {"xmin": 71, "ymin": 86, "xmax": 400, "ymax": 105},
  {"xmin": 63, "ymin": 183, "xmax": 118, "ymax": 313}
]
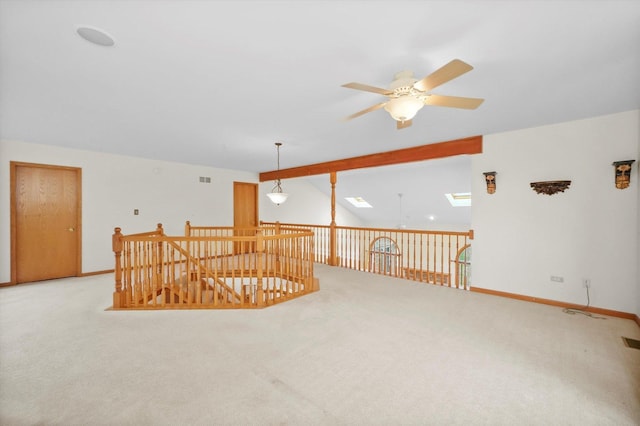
[{"xmin": 342, "ymin": 59, "xmax": 484, "ymax": 130}]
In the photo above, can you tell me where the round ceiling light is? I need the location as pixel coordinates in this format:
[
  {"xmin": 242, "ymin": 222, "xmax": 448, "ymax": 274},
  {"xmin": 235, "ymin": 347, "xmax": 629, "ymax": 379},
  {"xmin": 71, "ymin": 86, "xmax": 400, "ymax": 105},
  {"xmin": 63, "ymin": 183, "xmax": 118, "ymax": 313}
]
[{"xmin": 76, "ymin": 26, "xmax": 115, "ymax": 47}]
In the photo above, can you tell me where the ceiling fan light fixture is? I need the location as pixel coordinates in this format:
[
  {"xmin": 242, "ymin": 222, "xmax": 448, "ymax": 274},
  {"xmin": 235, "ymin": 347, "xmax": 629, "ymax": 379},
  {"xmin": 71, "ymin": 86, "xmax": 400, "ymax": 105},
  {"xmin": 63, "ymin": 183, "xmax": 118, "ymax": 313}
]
[
  {"xmin": 341, "ymin": 60, "xmax": 483, "ymax": 130},
  {"xmin": 384, "ymin": 95, "xmax": 424, "ymax": 122}
]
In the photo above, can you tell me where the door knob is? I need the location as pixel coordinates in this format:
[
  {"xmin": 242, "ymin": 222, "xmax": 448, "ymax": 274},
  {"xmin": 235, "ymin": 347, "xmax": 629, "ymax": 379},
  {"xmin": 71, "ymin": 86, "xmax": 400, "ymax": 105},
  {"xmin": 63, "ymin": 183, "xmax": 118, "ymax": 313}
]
[{"xmin": 68, "ymin": 227, "xmax": 75, "ymax": 232}]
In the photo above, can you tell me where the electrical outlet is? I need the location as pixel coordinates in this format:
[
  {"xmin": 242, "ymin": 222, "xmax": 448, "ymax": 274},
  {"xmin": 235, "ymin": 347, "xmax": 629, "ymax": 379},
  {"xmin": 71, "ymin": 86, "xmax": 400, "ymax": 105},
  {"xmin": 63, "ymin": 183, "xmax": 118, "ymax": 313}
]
[
  {"xmin": 582, "ymin": 278, "xmax": 591, "ymax": 288},
  {"xmin": 550, "ymin": 276, "xmax": 564, "ymax": 283}
]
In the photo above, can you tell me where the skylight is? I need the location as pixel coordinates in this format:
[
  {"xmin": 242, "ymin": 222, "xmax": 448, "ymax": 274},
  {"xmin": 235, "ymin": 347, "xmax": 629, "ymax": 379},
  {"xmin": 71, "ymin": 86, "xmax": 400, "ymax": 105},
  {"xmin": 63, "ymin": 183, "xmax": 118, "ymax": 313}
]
[
  {"xmin": 445, "ymin": 192, "xmax": 471, "ymax": 207},
  {"xmin": 345, "ymin": 197, "xmax": 373, "ymax": 208}
]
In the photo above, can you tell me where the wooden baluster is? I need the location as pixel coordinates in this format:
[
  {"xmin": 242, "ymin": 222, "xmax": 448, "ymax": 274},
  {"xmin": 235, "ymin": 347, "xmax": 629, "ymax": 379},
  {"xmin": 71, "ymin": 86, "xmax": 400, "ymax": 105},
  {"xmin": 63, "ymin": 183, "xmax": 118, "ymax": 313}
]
[
  {"xmin": 360, "ymin": 228, "xmax": 365, "ymax": 271},
  {"xmin": 150, "ymin": 239, "xmax": 157, "ymax": 307},
  {"xmin": 195, "ymin": 240, "xmax": 202, "ymax": 305},
  {"xmin": 256, "ymin": 229, "xmax": 265, "ymax": 306},
  {"xmin": 160, "ymin": 242, "xmax": 167, "ymax": 307},
  {"xmin": 112, "ymin": 227, "xmax": 123, "ymax": 309},
  {"xmin": 397, "ymin": 231, "xmax": 401, "ymax": 277},
  {"xmin": 144, "ymin": 240, "xmax": 151, "ymax": 305},
  {"xmin": 415, "ymin": 233, "xmax": 419, "ymax": 280},
  {"xmin": 133, "ymin": 241, "xmax": 140, "ymax": 306},
  {"xmin": 309, "ymin": 233, "xmax": 315, "ymax": 291},
  {"xmin": 454, "ymin": 236, "xmax": 460, "ymax": 289},
  {"xmin": 426, "ymin": 234, "xmax": 431, "ymax": 283},
  {"xmin": 324, "ymin": 226, "xmax": 328, "ymax": 265},
  {"xmin": 275, "ymin": 221, "xmax": 281, "ymax": 273},
  {"xmin": 124, "ymin": 241, "xmax": 132, "ymax": 306},
  {"xmin": 467, "ymin": 230, "xmax": 474, "ymax": 290},
  {"xmin": 440, "ymin": 234, "xmax": 445, "ymax": 286},
  {"xmin": 446, "ymin": 234, "xmax": 452, "ymax": 287},
  {"xmin": 297, "ymin": 237, "xmax": 302, "ymax": 293},
  {"xmin": 322, "ymin": 226, "xmax": 327, "ymax": 264},
  {"xmin": 349, "ymin": 228, "xmax": 353, "ymax": 270},
  {"xmin": 414, "ymin": 232, "xmax": 420, "ymax": 282},
  {"xmin": 212, "ymin": 238, "xmax": 218, "ymax": 306},
  {"xmin": 317, "ymin": 226, "xmax": 321, "ymax": 264},
  {"xmin": 206, "ymin": 239, "xmax": 212, "ymax": 306}
]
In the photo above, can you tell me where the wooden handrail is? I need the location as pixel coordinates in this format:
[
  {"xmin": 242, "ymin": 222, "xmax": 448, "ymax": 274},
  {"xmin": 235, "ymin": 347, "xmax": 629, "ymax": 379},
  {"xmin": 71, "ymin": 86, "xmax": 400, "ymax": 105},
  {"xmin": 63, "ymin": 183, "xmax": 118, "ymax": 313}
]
[
  {"xmin": 261, "ymin": 221, "xmax": 471, "ymax": 236},
  {"xmin": 112, "ymin": 224, "xmax": 317, "ymax": 310},
  {"xmin": 261, "ymin": 221, "xmax": 472, "ymax": 288}
]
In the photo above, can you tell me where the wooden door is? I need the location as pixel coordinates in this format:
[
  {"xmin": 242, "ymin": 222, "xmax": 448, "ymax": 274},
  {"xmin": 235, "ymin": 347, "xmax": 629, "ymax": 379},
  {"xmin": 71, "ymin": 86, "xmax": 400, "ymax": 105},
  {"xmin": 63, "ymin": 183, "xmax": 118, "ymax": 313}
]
[
  {"xmin": 11, "ymin": 162, "xmax": 82, "ymax": 283},
  {"xmin": 233, "ymin": 182, "xmax": 258, "ymax": 254}
]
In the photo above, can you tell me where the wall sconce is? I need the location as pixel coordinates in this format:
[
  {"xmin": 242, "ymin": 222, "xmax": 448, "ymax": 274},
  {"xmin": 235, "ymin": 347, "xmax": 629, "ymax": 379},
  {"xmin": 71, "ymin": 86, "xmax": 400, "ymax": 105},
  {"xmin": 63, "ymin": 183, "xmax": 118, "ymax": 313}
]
[
  {"xmin": 612, "ymin": 160, "xmax": 635, "ymax": 189},
  {"xmin": 483, "ymin": 171, "xmax": 497, "ymax": 194}
]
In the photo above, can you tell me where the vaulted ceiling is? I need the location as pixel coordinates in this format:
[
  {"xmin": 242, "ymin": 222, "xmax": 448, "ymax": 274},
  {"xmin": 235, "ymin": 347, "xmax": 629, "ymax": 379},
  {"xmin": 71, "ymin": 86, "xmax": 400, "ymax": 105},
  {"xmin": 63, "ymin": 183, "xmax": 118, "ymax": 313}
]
[{"xmin": 1, "ymin": 1, "xmax": 639, "ymax": 227}]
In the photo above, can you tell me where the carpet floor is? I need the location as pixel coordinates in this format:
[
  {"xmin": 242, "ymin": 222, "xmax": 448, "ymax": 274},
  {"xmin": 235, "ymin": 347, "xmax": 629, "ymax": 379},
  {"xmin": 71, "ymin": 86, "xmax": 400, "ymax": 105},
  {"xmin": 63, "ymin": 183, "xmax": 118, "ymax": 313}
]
[{"xmin": 1, "ymin": 264, "xmax": 639, "ymax": 425}]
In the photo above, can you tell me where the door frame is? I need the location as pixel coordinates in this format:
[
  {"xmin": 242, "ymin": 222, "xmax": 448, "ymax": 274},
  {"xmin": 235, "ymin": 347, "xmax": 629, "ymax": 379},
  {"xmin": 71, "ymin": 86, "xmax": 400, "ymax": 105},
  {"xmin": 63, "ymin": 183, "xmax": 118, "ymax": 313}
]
[{"xmin": 10, "ymin": 161, "xmax": 83, "ymax": 285}]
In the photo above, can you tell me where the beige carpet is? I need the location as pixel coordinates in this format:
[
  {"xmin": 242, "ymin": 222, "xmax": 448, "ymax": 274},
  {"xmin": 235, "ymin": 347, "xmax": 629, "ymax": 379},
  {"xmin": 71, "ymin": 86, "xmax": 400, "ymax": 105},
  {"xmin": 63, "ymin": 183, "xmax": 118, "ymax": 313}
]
[{"xmin": 1, "ymin": 264, "xmax": 639, "ymax": 425}]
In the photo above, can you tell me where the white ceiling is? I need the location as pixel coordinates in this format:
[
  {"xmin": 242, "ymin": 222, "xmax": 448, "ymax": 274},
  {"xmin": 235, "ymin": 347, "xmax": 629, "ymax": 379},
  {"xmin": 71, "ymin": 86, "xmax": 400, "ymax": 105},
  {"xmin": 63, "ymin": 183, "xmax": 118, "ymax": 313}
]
[{"xmin": 1, "ymin": 1, "xmax": 639, "ymax": 227}]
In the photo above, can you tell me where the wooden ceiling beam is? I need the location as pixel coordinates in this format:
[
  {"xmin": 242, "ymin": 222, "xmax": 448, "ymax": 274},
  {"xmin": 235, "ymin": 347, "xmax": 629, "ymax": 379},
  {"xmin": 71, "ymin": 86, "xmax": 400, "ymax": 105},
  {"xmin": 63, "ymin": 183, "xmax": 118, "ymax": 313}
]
[{"xmin": 259, "ymin": 135, "xmax": 482, "ymax": 182}]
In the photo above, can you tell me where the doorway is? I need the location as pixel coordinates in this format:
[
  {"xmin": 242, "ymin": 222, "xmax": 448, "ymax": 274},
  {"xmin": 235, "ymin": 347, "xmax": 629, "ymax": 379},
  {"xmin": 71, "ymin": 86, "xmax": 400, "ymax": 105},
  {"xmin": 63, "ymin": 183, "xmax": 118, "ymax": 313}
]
[
  {"xmin": 233, "ymin": 182, "xmax": 258, "ymax": 254},
  {"xmin": 11, "ymin": 162, "xmax": 82, "ymax": 284}
]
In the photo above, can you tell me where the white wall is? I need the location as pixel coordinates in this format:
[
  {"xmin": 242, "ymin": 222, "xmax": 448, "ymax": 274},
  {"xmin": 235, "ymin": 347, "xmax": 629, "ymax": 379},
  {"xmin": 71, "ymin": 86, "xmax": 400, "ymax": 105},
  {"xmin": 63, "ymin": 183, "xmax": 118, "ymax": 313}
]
[
  {"xmin": 260, "ymin": 177, "xmax": 363, "ymax": 227},
  {"xmin": 1, "ymin": 140, "xmax": 364, "ymax": 283},
  {"xmin": 0, "ymin": 140, "xmax": 258, "ymax": 281},
  {"xmin": 472, "ymin": 110, "xmax": 639, "ymax": 313}
]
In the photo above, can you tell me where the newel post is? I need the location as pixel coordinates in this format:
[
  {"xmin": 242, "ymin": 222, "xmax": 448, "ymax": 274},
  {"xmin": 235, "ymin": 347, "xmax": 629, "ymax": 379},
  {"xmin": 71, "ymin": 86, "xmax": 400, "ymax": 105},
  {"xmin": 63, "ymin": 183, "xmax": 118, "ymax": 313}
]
[
  {"xmin": 255, "ymin": 229, "xmax": 265, "ymax": 306},
  {"xmin": 112, "ymin": 227, "xmax": 123, "ymax": 309},
  {"xmin": 185, "ymin": 220, "xmax": 191, "ymax": 236},
  {"xmin": 155, "ymin": 223, "xmax": 164, "ymax": 276},
  {"xmin": 329, "ymin": 171, "xmax": 338, "ymax": 266}
]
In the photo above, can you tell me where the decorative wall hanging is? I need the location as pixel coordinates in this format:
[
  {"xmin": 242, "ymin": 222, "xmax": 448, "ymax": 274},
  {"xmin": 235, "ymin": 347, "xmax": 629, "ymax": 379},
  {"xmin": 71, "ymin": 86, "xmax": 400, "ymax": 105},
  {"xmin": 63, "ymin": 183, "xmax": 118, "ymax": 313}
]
[
  {"xmin": 612, "ymin": 160, "xmax": 635, "ymax": 189},
  {"xmin": 530, "ymin": 180, "xmax": 571, "ymax": 195},
  {"xmin": 483, "ymin": 171, "xmax": 497, "ymax": 194}
]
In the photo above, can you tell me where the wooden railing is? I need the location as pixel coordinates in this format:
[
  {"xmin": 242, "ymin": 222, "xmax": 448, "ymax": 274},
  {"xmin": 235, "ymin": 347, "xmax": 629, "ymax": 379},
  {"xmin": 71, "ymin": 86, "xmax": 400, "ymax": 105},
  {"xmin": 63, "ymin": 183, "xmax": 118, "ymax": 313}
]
[
  {"xmin": 261, "ymin": 222, "xmax": 473, "ymax": 289},
  {"xmin": 111, "ymin": 223, "xmax": 318, "ymax": 310}
]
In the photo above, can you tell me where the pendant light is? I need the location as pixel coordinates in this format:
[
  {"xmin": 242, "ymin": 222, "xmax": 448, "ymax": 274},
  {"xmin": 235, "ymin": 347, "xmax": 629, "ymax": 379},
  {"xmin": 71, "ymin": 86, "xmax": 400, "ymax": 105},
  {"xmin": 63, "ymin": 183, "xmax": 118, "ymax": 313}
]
[{"xmin": 266, "ymin": 142, "xmax": 289, "ymax": 205}]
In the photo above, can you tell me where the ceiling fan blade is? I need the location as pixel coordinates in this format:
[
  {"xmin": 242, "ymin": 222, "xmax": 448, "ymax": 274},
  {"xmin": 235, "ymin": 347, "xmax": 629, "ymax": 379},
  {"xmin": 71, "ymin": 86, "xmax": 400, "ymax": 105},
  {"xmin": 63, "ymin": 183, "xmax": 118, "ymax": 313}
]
[
  {"xmin": 343, "ymin": 102, "xmax": 387, "ymax": 121},
  {"xmin": 342, "ymin": 82, "xmax": 392, "ymax": 96},
  {"xmin": 397, "ymin": 119, "xmax": 412, "ymax": 130},
  {"xmin": 413, "ymin": 59, "xmax": 473, "ymax": 92},
  {"xmin": 425, "ymin": 94, "xmax": 484, "ymax": 109}
]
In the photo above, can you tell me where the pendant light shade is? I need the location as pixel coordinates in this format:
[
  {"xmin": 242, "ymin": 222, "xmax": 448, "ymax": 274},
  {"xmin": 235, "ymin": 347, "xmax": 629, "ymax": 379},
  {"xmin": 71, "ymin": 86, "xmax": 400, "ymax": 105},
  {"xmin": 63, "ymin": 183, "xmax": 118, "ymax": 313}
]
[
  {"xmin": 267, "ymin": 142, "xmax": 289, "ymax": 205},
  {"xmin": 384, "ymin": 95, "xmax": 424, "ymax": 122},
  {"xmin": 266, "ymin": 191, "xmax": 288, "ymax": 205}
]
